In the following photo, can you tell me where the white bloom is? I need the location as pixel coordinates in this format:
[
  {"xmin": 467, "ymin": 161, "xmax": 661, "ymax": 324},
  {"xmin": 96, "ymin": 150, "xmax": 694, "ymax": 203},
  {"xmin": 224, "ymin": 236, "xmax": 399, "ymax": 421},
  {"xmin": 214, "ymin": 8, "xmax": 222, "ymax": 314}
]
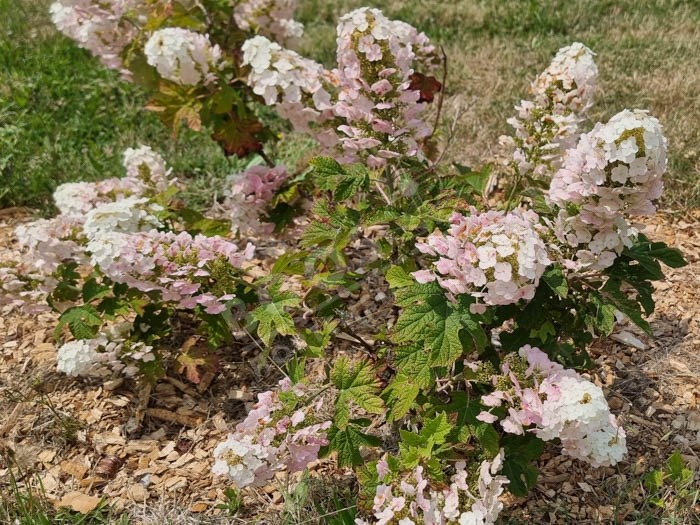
[
  {"xmin": 549, "ymin": 109, "xmax": 666, "ymax": 270},
  {"xmin": 144, "ymin": 28, "xmax": 222, "ymax": 85},
  {"xmin": 234, "ymin": 0, "xmax": 303, "ymax": 47},
  {"xmin": 122, "ymin": 145, "xmax": 171, "ymax": 192},
  {"xmin": 57, "ymin": 340, "xmax": 101, "ymax": 376}
]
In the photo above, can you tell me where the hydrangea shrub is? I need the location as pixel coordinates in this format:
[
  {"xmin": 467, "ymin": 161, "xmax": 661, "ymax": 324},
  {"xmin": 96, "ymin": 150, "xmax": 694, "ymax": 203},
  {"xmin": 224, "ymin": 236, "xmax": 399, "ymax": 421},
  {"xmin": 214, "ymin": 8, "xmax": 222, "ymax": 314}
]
[{"xmin": 0, "ymin": 4, "xmax": 688, "ymax": 523}]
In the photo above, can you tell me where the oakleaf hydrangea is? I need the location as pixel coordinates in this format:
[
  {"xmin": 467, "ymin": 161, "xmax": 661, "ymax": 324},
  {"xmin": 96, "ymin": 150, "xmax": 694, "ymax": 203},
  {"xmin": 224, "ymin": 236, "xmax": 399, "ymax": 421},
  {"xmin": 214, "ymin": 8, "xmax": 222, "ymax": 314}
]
[
  {"xmin": 356, "ymin": 451, "xmax": 508, "ymax": 525},
  {"xmin": 413, "ymin": 208, "xmax": 551, "ymax": 311},
  {"xmin": 548, "ymin": 109, "xmax": 666, "ymax": 270},
  {"xmin": 218, "ymin": 164, "xmax": 290, "ymax": 235},
  {"xmin": 477, "ymin": 345, "xmax": 627, "ymax": 468},
  {"xmin": 212, "ymin": 378, "xmax": 330, "ymax": 488},
  {"xmin": 49, "ymin": 0, "xmax": 143, "ymax": 73},
  {"xmin": 234, "ymin": 0, "xmax": 303, "ymax": 47},
  {"xmin": 500, "ymin": 43, "xmax": 598, "ymax": 180}
]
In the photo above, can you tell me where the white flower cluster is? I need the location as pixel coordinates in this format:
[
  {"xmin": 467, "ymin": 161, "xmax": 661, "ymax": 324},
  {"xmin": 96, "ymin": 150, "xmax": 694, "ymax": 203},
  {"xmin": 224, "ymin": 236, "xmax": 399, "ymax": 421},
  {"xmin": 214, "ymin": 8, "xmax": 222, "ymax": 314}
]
[
  {"xmin": 500, "ymin": 43, "xmax": 598, "ymax": 180},
  {"xmin": 412, "ymin": 208, "xmax": 551, "ymax": 312},
  {"xmin": 83, "ymin": 196, "xmax": 163, "ymax": 271},
  {"xmin": 548, "ymin": 109, "xmax": 666, "ymax": 270},
  {"xmin": 356, "ymin": 451, "xmax": 508, "ymax": 525},
  {"xmin": 241, "ymin": 7, "xmax": 440, "ymax": 168},
  {"xmin": 55, "ymin": 325, "xmax": 158, "ymax": 379},
  {"xmin": 54, "ymin": 146, "xmax": 172, "ymax": 218},
  {"xmin": 49, "ymin": 0, "xmax": 143, "ymax": 73},
  {"xmin": 56, "ymin": 339, "xmax": 102, "ymax": 377},
  {"xmin": 144, "ymin": 27, "xmax": 222, "ymax": 86},
  {"xmin": 241, "ymin": 35, "xmax": 336, "ymax": 127},
  {"xmin": 122, "ymin": 145, "xmax": 172, "ymax": 192},
  {"xmin": 2, "ymin": 215, "xmax": 86, "ymax": 311},
  {"xmin": 532, "ymin": 42, "xmax": 598, "ymax": 113},
  {"xmin": 478, "ymin": 346, "xmax": 627, "ymax": 468},
  {"xmin": 15, "ymin": 216, "xmax": 86, "ymax": 278},
  {"xmin": 234, "ymin": 0, "xmax": 303, "ymax": 47},
  {"xmin": 1, "ymin": 145, "xmax": 172, "ymax": 311},
  {"xmin": 212, "ymin": 379, "xmax": 330, "ymax": 488}
]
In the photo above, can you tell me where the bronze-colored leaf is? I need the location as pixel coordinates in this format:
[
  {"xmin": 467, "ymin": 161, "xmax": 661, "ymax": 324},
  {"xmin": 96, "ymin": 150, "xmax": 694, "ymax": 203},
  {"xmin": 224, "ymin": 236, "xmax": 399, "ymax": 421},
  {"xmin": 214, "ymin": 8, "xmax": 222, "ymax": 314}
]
[
  {"xmin": 211, "ymin": 115, "xmax": 264, "ymax": 158},
  {"xmin": 408, "ymin": 72, "xmax": 443, "ymax": 103}
]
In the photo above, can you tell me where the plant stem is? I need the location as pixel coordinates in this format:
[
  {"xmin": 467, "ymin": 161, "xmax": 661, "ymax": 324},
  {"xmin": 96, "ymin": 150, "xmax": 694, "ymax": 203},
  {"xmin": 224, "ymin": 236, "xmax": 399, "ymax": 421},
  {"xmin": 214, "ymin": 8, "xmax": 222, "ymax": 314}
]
[{"xmin": 259, "ymin": 148, "xmax": 275, "ymax": 168}]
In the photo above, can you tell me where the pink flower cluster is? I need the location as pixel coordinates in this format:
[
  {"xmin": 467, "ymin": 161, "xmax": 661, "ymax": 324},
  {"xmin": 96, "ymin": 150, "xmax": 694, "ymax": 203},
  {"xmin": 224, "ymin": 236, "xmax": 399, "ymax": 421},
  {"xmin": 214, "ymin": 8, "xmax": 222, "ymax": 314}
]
[
  {"xmin": 212, "ymin": 378, "xmax": 331, "ymax": 489},
  {"xmin": 548, "ymin": 109, "xmax": 667, "ymax": 270},
  {"xmin": 242, "ymin": 7, "xmax": 439, "ymax": 168},
  {"xmin": 331, "ymin": 7, "xmax": 437, "ymax": 167},
  {"xmin": 234, "ymin": 0, "xmax": 304, "ymax": 47},
  {"xmin": 49, "ymin": 0, "xmax": 142, "ymax": 72},
  {"xmin": 413, "ymin": 208, "xmax": 551, "ymax": 311},
  {"xmin": 500, "ymin": 43, "xmax": 598, "ymax": 180},
  {"xmin": 356, "ymin": 452, "xmax": 508, "ymax": 525},
  {"xmin": 0, "ymin": 215, "xmax": 86, "ymax": 311},
  {"xmin": 477, "ymin": 346, "xmax": 627, "ymax": 468},
  {"xmin": 100, "ymin": 231, "xmax": 254, "ymax": 314},
  {"xmin": 219, "ymin": 164, "xmax": 290, "ymax": 235}
]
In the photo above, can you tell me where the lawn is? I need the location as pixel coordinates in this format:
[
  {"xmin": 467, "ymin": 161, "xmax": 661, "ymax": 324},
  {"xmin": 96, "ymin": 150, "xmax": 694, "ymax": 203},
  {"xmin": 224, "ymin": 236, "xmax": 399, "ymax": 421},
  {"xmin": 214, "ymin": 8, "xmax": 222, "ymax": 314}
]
[{"xmin": 2, "ymin": 0, "xmax": 699, "ymax": 211}]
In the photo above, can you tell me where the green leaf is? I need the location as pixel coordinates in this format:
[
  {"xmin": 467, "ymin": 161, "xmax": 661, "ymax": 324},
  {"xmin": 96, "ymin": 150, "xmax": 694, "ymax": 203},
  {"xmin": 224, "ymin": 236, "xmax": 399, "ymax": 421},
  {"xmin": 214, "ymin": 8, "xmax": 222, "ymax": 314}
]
[
  {"xmin": 501, "ymin": 433, "xmax": 544, "ymax": 496},
  {"xmin": 472, "ymin": 424, "xmax": 501, "ymax": 458},
  {"xmin": 250, "ymin": 282, "xmax": 301, "ymax": 347},
  {"xmin": 649, "ymin": 244, "xmax": 686, "ymax": 268},
  {"xmin": 421, "ymin": 412, "xmax": 452, "ymax": 445},
  {"xmin": 502, "ymin": 457, "xmax": 539, "ymax": 497},
  {"xmin": 453, "ymin": 163, "xmax": 491, "ymax": 194},
  {"xmin": 271, "ymin": 252, "xmax": 308, "ymax": 276},
  {"xmin": 393, "ymin": 345, "xmax": 432, "ymax": 388},
  {"xmin": 56, "ymin": 305, "xmax": 102, "ymax": 340},
  {"xmin": 310, "ymin": 157, "xmax": 345, "ymax": 190},
  {"xmin": 82, "ymin": 278, "xmax": 111, "ymax": 304},
  {"xmin": 383, "ymin": 374, "xmax": 420, "ymax": 421},
  {"xmin": 336, "ymin": 165, "xmax": 369, "ymax": 201},
  {"xmin": 310, "ymin": 158, "xmax": 369, "ymax": 201},
  {"xmin": 331, "ymin": 357, "xmax": 384, "ymax": 428},
  {"xmin": 601, "ymin": 280, "xmax": 652, "ymax": 335},
  {"xmin": 644, "ymin": 469, "xmax": 665, "ymax": 493},
  {"xmin": 666, "ymin": 450, "xmax": 687, "ymax": 483},
  {"xmin": 300, "ymin": 320, "xmax": 338, "ymax": 358},
  {"xmin": 542, "ymin": 265, "xmax": 568, "ymax": 298},
  {"xmin": 301, "ymin": 221, "xmax": 340, "ymax": 247},
  {"xmin": 587, "ymin": 292, "xmax": 617, "ymax": 336},
  {"xmin": 385, "ymin": 266, "xmax": 415, "ymax": 289},
  {"xmin": 393, "ymin": 282, "xmax": 467, "ymax": 368},
  {"xmin": 325, "ymin": 424, "xmax": 381, "ymax": 467},
  {"xmin": 362, "ymin": 208, "xmax": 401, "ymax": 226},
  {"xmin": 428, "ymin": 311, "xmax": 464, "ymax": 366}
]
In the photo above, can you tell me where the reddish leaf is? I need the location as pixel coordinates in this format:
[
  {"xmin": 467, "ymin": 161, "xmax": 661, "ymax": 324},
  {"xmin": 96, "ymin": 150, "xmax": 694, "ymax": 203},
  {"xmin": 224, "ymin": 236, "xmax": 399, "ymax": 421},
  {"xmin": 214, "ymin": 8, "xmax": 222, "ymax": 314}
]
[
  {"xmin": 212, "ymin": 115, "xmax": 264, "ymax": 158},
  {"xmin": 408, "ymin": 72, "xmax": 443, "ymax": 103},
  {"xmin": 176, "ymin": 339, "xmax": 220, "ymax": 385}
]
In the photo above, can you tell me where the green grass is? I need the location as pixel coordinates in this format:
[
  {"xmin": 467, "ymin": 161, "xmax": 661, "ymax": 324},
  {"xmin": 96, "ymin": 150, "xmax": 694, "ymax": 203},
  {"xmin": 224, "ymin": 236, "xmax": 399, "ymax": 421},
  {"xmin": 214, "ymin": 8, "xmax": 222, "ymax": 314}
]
[
  {"xmin": 2, "ymin": 0, "xmax": 698, "ymax": 211},
  {"xmin": 0, "ymin": 0, "xmax": 241, "ymax": 212}
]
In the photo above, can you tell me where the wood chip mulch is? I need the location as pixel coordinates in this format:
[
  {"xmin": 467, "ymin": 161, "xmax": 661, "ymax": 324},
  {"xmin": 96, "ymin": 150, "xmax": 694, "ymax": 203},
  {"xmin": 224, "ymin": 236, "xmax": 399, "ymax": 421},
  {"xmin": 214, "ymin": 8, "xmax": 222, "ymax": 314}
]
[{"xmin": 0, "ymin": 209, "xmax": 698, "ymax": 524}]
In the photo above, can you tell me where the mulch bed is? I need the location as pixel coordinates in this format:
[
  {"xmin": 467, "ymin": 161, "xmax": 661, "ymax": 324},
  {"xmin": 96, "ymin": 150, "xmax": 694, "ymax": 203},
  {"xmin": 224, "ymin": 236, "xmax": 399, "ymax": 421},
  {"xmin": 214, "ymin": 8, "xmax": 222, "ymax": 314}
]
[{"xmin": 1, "ymin": 208, "xmax": 698, "ymax": 524}]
